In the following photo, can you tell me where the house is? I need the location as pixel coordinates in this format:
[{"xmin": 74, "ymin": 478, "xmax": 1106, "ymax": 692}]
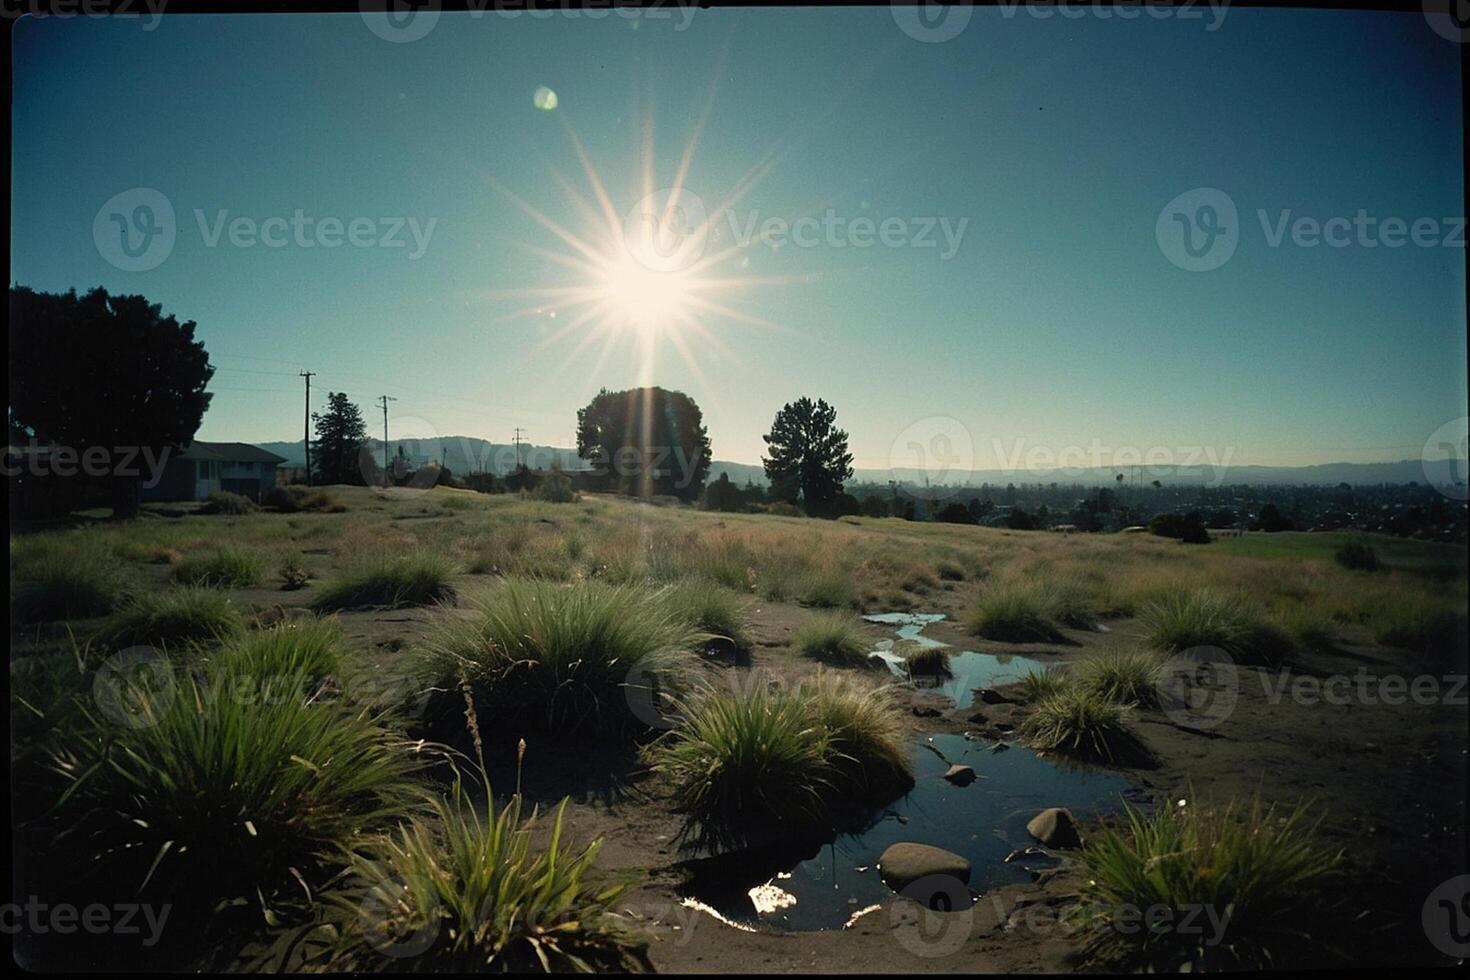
[{"xmin": 140, "ymin": 441, "xmax": 286, "ymax": 503}]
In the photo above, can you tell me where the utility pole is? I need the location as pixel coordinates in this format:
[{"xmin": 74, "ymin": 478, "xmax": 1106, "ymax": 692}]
[
  {"xmin": 377, "ymin": 395, "xmax": 397, "ymax": 487},
  {"xmin": 513, "ymin": 427, "xmax": 527, "ymax": 470},
  {"xmin": 299, "ymin": 371, "xmax": 315, "ymax": 485}
]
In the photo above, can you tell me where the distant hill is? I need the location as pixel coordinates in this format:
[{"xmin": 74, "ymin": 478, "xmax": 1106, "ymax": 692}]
[{"xmin": 252, "ymin": 437, "xmax": 1464, "ymax": 490}]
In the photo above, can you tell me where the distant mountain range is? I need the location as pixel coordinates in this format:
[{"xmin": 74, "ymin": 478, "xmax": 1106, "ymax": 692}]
[{"xmin": 254, "ymin": 436, "xmax": 1465, "ymax": 489}]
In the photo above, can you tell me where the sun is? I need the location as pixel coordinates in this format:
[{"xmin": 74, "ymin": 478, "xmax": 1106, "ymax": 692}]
[{"xmin": 596, "ymin": 249, "xmax": 694, "ymax": 334}]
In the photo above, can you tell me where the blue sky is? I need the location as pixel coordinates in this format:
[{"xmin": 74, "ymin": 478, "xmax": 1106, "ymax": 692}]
[{"xmin": 11, "ymin": 8, "xmax": 1465, "ymax": 470}]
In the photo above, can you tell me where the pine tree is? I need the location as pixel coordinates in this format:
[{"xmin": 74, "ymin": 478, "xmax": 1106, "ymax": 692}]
[
  {"xmin": 311, "ymin": 392, "xmax": 368, "ymax": 486},
  {"xmin": 761, "ymin": 397, "xmax": 854, "ymax": 513}
]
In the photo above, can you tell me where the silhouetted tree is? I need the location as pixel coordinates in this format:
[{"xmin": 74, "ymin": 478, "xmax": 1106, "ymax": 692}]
[
  {"xmin": 312, "ymin": 392, "xmax": 368, "ymax": 486},
  {"xmin": 8, "ymin": 286, "xmax": 214, "ymax": 517},
  {"xmin": 860, "ymin": 494, "xmax": 889, "ymax": 518},
  {"xmin": 1256, "ymin": 503, "xmax": 1295, "ymax": 532},
  {"xmin": 761, "ymin": 396, "xmax": 853, "ymax": 513},
  {"xmin": 935, "ymin": 502, "xmax": 975, "ymax": 524},
  {"xmin": 576, "ymin": 386, "xmax": 711, "ymax": 501},
  {"xmin": 704, "ymin": 472, "xmax": 744, "ymax": 512}
]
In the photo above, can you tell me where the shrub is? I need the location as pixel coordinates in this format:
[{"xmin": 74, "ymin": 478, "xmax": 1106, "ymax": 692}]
[
  {"xmin": 93, "ymin": 587, "xmax": 245, "ymax": 649},
  {"xmin": 1334, "ymin": 540, "xmax": 1381, "ymax": 572},
  {"xmin": 170, "ymin": 545, "xmax": 266, "ymax": 588},
  {"xmin": 936, "ymin": 560, "xmax": 966, "ymax": 582},
  {"xmin": 530, "ymin": 470, "xmax": 578, "ymax": 503},
  {"xmin": 49, "ymin": 665, "xmax": 435, "ymax": 951},
  {"xmin": 201, "ymin": 490, "xmax": 258, "ymax": 515},
  {"xmin": 428, "ymin": 580, "xmax": 703, "ymax": 737},
  {"xmin": 10, "ymin": 549, "xmax": 125, "ymax": 622},
  {"xmin": 1019, "ymin": 686, "xmax": 1142, "ymax": 763},
  {"xmin": 645, "ymin": 674, "xmax": 912, "ymax": 851},
  {"xmin": 311, "ymin": 553, "xmax": 456, "ymax": 611},
  {"xmin": 664, "ymin": 580, "xmax": 752, "ymax": 652},
  {"xmin": 265, "ymin": 485, "xmax": 345, "ymax": 513},
  {"xmin": 967, "ymin": 583, "xmax": 1062, "ymax": 642},
  {"xmin": 901, "ymin": 644, "xmax": 951, "ymax": 677},
  {"xmin": 1140, "ymin": 590, "xmax": 1292, "ymax": 666},
  {"xmin": 1077, "ymin": 649, "xmax": 1164, "ymax": 706},
  {"xmin": 278, "ymin": 551, "xmax": 311, "ymax": 590},
  {"xmin": 1079, "ymin": 797, "xmax": 1340, "ymax": 969},
  {"xmin": 793, "ymin": 611, "xmax": 872, "ymax": 667}
]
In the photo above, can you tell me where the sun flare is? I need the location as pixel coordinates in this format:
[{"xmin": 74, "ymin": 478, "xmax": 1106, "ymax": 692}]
[{"xmin": 597, "ymin": 250, "xmax": 694, "ymax": 333}]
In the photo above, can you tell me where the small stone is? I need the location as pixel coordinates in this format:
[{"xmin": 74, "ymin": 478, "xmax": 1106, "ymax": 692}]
[
  {"xmin": 912, "ymin": 705, "xmax": 942, "ymax": 718},
  {"xmin": 878, "ymin": 842, "xmax": 972, "ymax": 892},
  {"xmin": 1026, "ymin": 807, "xmax": 1081, "ymax": 849},
  {"xmin": 944, "ymin": 764, "xmax": 977, "ymax": 785},
  {"xmin": 975, "ymin": 688, "xmax": 1009, "ymax": 705}
]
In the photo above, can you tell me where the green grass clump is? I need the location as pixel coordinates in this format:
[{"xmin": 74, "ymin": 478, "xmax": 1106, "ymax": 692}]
[
  {"xmin": 1019, "ymin": 686, "xmax": 1142, "ymax": 763},
  {"xmin": 645, "ymin": 674, "xmax": 913, "ymax": 851},
  {"xmin": 311, "ymin": 553, "xmax": 456, "ymax": 611},
  {"xmin": 278, "ymin": 551, "xmax": 311, "ymax": 590},
  {"xmin": 1332, "ymin": 539, "xmax": 1380, "ymax": 572},
  {"xmin": 793, "ymin": 611, "xmax": 872, "ymax": 667},
  {"xmin": 214, "ymin": 616, "xmax": 346, "ymax": 684},
  {"xmin": 1077, "ymin": 649, "xmax": 1164, "ymax": 706},
  {"xmin": 936, "ymin": 560, "xmax": 966, "ymax": 582},
  {"xmin": 664, "ymin": 580, "xmax": 752, "ymax": 652},
  {"xmin": 1079, "ymin": 797, "xmax": 1340, "ymax": 969},
  {"xmin": 799, "ymin": 566, "xmax": 859, "ymax": 608},
  {"xmin": 1140, "ymin": 590, "xmax": 1292, "ymax": 666},
  {"xmin": 315, "ymin": 763, "xmax": 643, "ymax": 972},
  {"xmin": 967, "ymin": 582, "xmax": 1063, "ymax": 642},
  {"xmin": 50, "ymin": 664, "xmax": 435, "ymax": 949},
  {"xmin": 1014, "ymin": 665, "xmax": 1069, "ymax": 703},
  {"xmin": 10, "ymin": 549, "xmax": 126, "ymax": 622},
  {"xmin": 93, "ymin": 587, "xmax": 245, "ymax": 649},
  {"xmin": 429, "ymin": 579, "xmax": 703, "ymax": 737},
  {"xmin": 1369, "ymin": 601, "xmax": 1466, "ymax": 654},
  {"xmin": 170, "ymin": 545, "xmax": 266, "ymax": 588}
]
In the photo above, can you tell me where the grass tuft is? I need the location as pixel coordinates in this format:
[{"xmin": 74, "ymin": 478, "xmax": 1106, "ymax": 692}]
[
  {"xmin": 170, "ymin": 545, "xmax": 266, "ymax": 588},
  {"xmin": 1077, "ymin": 649, "xmax": 1164, "ymax": 706},
  {"xmin": 10, "ymin": 548, "xmax": 125, "ymax": 622},
  {"xmin": 1079, "ymin": 796, "xmax": 1341, "ymax": 969},
  {"xmin": 1140, "ymin": 590, "xmax": 1292, "ymax": 666},
  {"xmin": 1019, "ymin": 686, "xmax": 1143, "ymax": 763},
  {"xmin": 311, "ymin": 553, "xmax": 456, "ymax": 611},
  {"xmin": 93, "ymin": 587, "xmax": 245, "ymax": 650},
  {"xmin": 967, "ymin": 582, "xmax": 1063, "ymax": 642},
  {"xmin": 793, "ymin": 611, "xmax": 872, "ymax": 668}
]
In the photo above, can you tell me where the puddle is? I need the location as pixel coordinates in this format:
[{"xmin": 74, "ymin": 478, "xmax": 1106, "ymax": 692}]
[
  {"xmin": 685, "ymin": 733, "xmax": 1142, "ymax": 932},
  {"xmin": 864, "ymin": 612, "xmax": 1052, "ymax": 708}
]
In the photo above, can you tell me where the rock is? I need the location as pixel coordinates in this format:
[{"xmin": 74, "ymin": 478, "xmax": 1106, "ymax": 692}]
[
  {"xmin": 878, "ymin": 843, "xmax": 972, "ymax": 892},
  {"xmin": 943, "ymin": 764, "xmax": 977, "ymax": 785},
  {"xmin": 975, "ymin": 688, "xmax": 1009, "ymax": 705},
  {"xmin": 1026, "ymin": 807, "xmax": 1081, "ymax": 849},
  {"xmin": 912, "ymin": 705, "xmax": 942, "ymax": 718},
  {"xmin": 967, "ymin": 709, "xmax": 987, "ymax": 723}
]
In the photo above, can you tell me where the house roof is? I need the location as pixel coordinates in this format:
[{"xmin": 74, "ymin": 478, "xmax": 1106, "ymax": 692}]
[{"xmin": 178, "ymin": 440, "xmax": 287, "ymax": 464}]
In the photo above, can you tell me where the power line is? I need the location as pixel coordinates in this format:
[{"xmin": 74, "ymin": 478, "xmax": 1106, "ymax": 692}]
[{"xmin": 377, "ymin": 395, "xmax": 398, "ymax": 488}]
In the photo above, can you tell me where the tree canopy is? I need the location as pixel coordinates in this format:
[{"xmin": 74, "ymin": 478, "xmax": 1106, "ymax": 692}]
[
  {"xmin": 8, "ymin": 285, "xmax": 214, "ymax": 515},
  {"xmin": 761, "ymin": 396, "xmax": 853, "ymax": 513},
  {"xmin": 575, "ymin": 386, "xmax": 711, "ymax": 501}
]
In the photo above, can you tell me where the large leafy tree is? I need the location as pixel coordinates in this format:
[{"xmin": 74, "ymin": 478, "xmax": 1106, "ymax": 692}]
[
  {"xmin": 576, "ymin": 386, "xmax": 711, "ymax": 501},
  {"xmin": 762, "ymin": 397, "xmax": 854, "ymax": 512},
  {"xmin": 312, "ymin": 392, "xmax": 369, "ymax": 486},
  {"xmin": 8, "ymin": 286, "xmax": 214, "ymax": 517}
]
